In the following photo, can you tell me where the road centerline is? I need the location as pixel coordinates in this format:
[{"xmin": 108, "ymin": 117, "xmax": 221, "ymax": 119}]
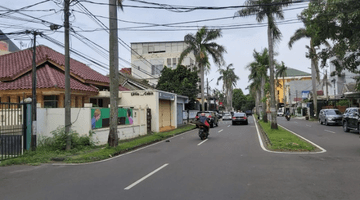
[
  {"xmin": 324, "ymin": 130, "xmax": 336, "ymax": 133},
  {"xmin": 124, "ymin": 163, "xmax": 169, "ymax": 190},
  {"xmin": 197, "ymin": 139, "xmax": 208, "ymax": 146}
]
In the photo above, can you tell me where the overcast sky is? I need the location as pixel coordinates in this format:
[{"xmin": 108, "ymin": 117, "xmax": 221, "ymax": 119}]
[{"xmin": 1, "ymin": 0, "xmax": 325, "ymax": 95}]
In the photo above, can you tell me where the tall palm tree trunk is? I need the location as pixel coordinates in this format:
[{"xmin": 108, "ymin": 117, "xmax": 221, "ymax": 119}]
[
  {"xmin": 108, "ymin": 0, "xmax": 119, "ymax": 147},
  {"xmin": 261, "ymin": 76, "xmax": 267, "ymax": 122},
  {"xmin": 256, "ymin": 89, "xmax": 260, "ymax": 116},
  {"xmin": 201, "ymin": 65, "xmax": 205, "ymax": 111},
  {"xmin": 268, "ymin": 25, "xmax": 277, "ymax": 129},
  {"xmin": 311, "ymin": 49, "xmax": 318, "ymax": 118},
  {"xmin": 283, "ymin": 76, "xmax": 286, "ymax": 105}
]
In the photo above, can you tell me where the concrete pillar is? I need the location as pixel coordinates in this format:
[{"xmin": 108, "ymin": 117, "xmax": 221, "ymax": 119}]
[{"xmin": 58, "ymin": 93, "xmax": 65, "ymax": 108}]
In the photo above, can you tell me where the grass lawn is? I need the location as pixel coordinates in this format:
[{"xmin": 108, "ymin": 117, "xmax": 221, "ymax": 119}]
[
  {"xmin": 0, "ymin": 125, "xmax": 196, "ymax": 166},
  {"xmin": 258, "ymin": 120, "xmax": 315, "ymax": 151}
]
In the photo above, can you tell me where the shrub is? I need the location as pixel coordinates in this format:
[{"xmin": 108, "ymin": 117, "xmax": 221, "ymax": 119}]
[
  {"xmin": 337, "ymin": 100, "xmax": 349, "ymax": 106},
  {"xmin": 38, "ymin": 127, "xmax": 95, "ymax": 151},
  {"xmin": 297, "ymin": 107, "xmax": 302, "ymax": 114}
]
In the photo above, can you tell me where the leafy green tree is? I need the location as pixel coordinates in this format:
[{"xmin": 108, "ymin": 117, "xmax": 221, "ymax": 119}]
[
  {"xmin": 217, "ymin": 64, "xmax": 240, "ymax": 111},
  {"xmin": 179, "ymin": 26, "xmax": 226, "ymax": 111},
  {"xmin": 237, "ymin": 0, "xmax": 292, "ymax": 129},
  {"xmin": 246, "ymin": 48, "xmax": 269, "ymax": 122},
  {"xmin": 156, "ymin": 65, "xmax": 200, "ymax": 103},
  {"xmin": 288, "ymin": 2, "xmax": 330, "ymax": 118},
  {"xmin": 232, "ymin": 88, "xmax": 246, "ymax": 111}
]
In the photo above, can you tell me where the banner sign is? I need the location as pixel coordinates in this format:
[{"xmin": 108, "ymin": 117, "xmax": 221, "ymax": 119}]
[
  {"xmin": 91, "ymin": 108, "xmax": 133, "ymax": 129},
  {"xmin": 302, "ymin": 91, "xmax": 310, "ymax": 99},
  {"xmin": 159, "ymin": 92, "xmax": 174, "ymax": 100}
]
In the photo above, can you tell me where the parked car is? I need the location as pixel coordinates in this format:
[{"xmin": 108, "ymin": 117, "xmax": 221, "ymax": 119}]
[
  {"xmin": 222, "ymin": 113, "xmax": 232, "ymax": 120},
  {"xmin": 342, "ymin": 107, "xmax": 360, "ymax": 132},
  {"xmin": 277, "ymin": 111, "xmax": 284, "ymax": 116},
  {"xmin": 232, "ymin": 112, "xmax": 248, "ymax": 125},
  {"xmin": 245, "ymin": 110, "xmax": 252, "ymax": 116},
  {"xmin": 319, "ymin": 109, "xmax": 343, "ymax": 126},
  {"xmin": 195, "ymin": 111, "xmax": 219, "ymax": 128}
]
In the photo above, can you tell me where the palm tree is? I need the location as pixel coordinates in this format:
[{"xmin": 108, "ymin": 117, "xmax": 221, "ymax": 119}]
[
  {"xmin": 108, "ymin": 0, "xmax": 123, "ymax": 147},
  {"xmin": 246, "ymin": 49, "xmax": 269, "ymax": 122},
  {"xmin": 288, "ymin": 3, "xmax": 330, "ymax": 119},
  {"xmin": 247, "ymin": 76, "xmax": 261, "ymax": 117},
  {"xmin": 276, "ymin": 61, "xmax": 287, "ymax": 106},
  {"xmin": 217, "ymin": 64, "xmax": 240, "ymax": 111},
  {"xmin": 179, "ymin": 26, "xmax": 226, "ymax": 111},
  {"xmin": 236, "ymin": 0, "xmax": 292, "ymax": 129}
]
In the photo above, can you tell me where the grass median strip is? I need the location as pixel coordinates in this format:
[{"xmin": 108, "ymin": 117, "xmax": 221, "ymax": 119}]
[
  {"xmin": 258, "ymin": 120, "xmax": 315, "ymax": 152},
  {"xmin": 0, "ymin": 125, "xmax": 196, "ymax": 166}
]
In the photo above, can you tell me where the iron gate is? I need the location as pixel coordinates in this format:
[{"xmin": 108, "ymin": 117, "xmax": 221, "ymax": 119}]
[{"xmin": 0, "ymin": 102, "xmax": 29, "ymax": 161}]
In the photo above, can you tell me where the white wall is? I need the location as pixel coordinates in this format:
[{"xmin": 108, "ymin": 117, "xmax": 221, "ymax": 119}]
[{"xmin": 36, "ymin": 107, "xmax": 147, "ymax": 145}]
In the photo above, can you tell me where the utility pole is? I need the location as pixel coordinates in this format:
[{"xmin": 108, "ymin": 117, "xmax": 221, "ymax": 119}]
[
  {"xmin": 64, "ymin": 0, "xmax": 71, "ymax": 150},
  {"xmin": 108, "ymin": 0, "xmax": 119, "ymax": 147},
  {"xmin": 31, "ymin": 31, "xmax": 37, "ymax": 151},
  {"xmin": 207, "ymin": 78, "xmax": 209, "ymax": 111}
]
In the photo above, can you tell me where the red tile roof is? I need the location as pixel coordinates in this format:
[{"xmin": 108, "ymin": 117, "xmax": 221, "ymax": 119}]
[
  {"xmin": 0, "ymin": 45, "xmax": 110, "ymax": 84},
  {"xmin": 0, "ymin": 64, "xmax": 98, "ymax": 93}
]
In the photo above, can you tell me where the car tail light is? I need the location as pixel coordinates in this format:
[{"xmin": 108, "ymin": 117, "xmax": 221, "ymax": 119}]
[
  {"xmin": 195, "ymin": 116, "xmax": 199, "ymax": 119},
  {"xmin": 244, "ymin": 116, "xmax": 247, "ymax": 119},
  {"xmin": 232, "ymin": 117, "xmax": 236, "ymax": 119},
  {"xmin": 208, "ymin": 115, "xmax": 212, "ymax": 118}
]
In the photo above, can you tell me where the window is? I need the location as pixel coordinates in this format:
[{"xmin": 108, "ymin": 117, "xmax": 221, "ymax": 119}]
[
  {"xmin": 167, "ymin": 58, "xmax": 171, "ymax": 67},
  {"xmin": 172, "ymin": 58, "xmax": 177, "ymax": 68},
  {"xmin": 278, "ymin": 90, "xmax": 280, "ymax": 95},
  {"xmin": 152, "ymin": 64, "xmax": 163, "ymax": 75},
  {"xmin": 44, "ymin": 95, "xmax": 58, "ymax": 108}
]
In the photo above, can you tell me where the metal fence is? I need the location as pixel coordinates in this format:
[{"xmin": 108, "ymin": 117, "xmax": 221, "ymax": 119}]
[{"xmin": 0, "ymin": 102, "xmax": 29, "ymax": 161}]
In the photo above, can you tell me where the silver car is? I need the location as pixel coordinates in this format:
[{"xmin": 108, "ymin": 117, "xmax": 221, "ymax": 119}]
[
  {"xmin": 319, "ymin": 109, "xmax": 343, "ymax": 126},
  {"xmin": 222, "ymin": 114, "xmax": 232, "ymax": 120}
]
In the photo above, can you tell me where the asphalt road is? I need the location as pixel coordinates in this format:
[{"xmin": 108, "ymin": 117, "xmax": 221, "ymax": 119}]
[{"xmin": 1, "ymin": 116, "xmax": 360, "ymax": 200}]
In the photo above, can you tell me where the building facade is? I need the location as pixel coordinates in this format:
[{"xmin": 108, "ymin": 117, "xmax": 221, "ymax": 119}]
[
  {"xmin": 130, "ymin": 41, "xmax": 196, "ymax": 86},
  {"xmin": 0, "ymin": 45, "xmax": 129, "ymax": 108}
]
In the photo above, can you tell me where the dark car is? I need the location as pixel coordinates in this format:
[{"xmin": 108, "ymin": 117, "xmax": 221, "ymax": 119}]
[
  {"xmin": 342, "ymin": 107, "xmax": 360, "ymax": 132},
  {"xmin": 319, "ymin": 109, "xmax": 343, "ymax": 126},
  {"xmin": 245, "ymin": 110, "xmax": 252, "ymax": 116},
  {"xmin": 232, "ymin": 112, "xmax": 248, "ymax": 125},
  {"xmin": 195, "ymin": 111, "xmax": 219, "ymax": 128}
]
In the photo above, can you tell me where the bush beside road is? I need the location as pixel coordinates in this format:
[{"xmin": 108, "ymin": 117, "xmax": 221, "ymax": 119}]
[{"xmin": 0, "ymin": 125, "xmax": 196, "ymax": 166}]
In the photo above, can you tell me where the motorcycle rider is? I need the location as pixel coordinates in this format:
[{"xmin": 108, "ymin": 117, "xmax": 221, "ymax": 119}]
[
  {"xmin": 285, "ymin": 110, "xmax": 290, "ymax": 119},
  {"xmin": 198, "ymin": 113, "xmax": 210, "ymax": 135}
]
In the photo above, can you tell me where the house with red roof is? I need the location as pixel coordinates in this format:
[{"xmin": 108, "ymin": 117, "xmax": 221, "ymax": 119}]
[{"xmin": 0, "ymin": 45, "xmax": 129, "ymax": 108}]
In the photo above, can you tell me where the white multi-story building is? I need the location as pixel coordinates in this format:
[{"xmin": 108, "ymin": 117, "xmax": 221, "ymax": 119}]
[{"xmin": 130, "ymin": 41, "xmax": 196, "ymax": 86}]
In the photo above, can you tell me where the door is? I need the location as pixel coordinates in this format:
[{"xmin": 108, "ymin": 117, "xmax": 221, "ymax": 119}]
[
  {"xmin": 177, "ymin": 103, "xmax": 183, "ymax": 125},
  {"xmin": 159, "ymin": 100, "xmax": 172, "ymax": 132}
]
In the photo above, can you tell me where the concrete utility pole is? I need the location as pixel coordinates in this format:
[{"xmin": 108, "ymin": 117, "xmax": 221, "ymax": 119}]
[
  {"xmin": 64, "ymin": 0, "xmax": 71, "ymax": 150},
  {"xmin": 108, "ymin": 0, "xmax": 119, "ymax": 147},
  {"xmin": 31, "ymin": 31, "xmax": 37, "ymax": 151},
  {"xmin": 207, "ymin": 78, "xmax": 209, "ymax": 111}
]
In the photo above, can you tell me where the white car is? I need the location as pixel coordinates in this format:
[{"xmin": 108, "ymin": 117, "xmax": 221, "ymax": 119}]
[
  {"xmin": 277, "ymin": 111, "xmax": 283, "ymax": 116},
  {"xmin": 222, "ymin": 114, "xmax": 232, "ymax": 120}
]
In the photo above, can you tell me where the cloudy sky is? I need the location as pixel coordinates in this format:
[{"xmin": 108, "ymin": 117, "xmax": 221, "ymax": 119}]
[{"xmin": 1, "ymin": 0, "xmax": 322, "ymax": 94}]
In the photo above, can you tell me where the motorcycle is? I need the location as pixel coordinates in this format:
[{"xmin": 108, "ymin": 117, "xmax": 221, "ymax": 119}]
[
  {"xmin": 198, "ymin": 119, "xmax": 210, "ymax": 140},
  {"xmin": 285, "ymin": 114, "xmax": 291, "ymax": 121}
]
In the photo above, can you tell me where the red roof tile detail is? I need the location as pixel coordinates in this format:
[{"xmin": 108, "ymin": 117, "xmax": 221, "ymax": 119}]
[
  {"xmin": 0, "ymin": 64, "xmax": 98, "ymax": 93},
  {"xmin": 0, "ymin": 45, "xmax": 110, "ymax": 84}
]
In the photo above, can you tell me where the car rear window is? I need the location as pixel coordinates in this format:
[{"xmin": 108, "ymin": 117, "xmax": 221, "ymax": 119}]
[
  {"xmin": 327, "ymin": 110, "xmax": 341, "ymax": 115},
  {"xmin": 234, "ymin": 113, "xmax": 245, "ymax": 117}
]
